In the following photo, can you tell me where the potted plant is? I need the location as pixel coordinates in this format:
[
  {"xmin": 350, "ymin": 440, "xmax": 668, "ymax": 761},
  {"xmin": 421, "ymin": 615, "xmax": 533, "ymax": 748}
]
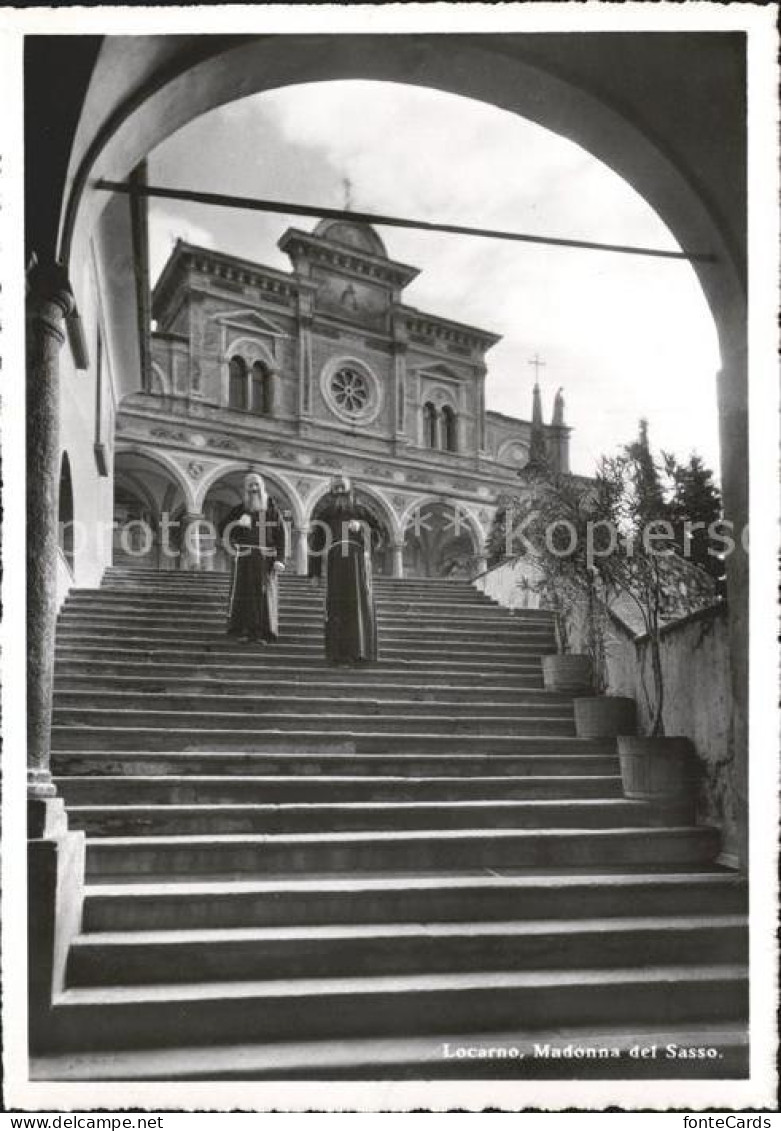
[
  {"xmin": 595, "ymin": 423, "xmax": 719, "ymax": 805},
  {"xmin": 503, "ymin": 467, "xmax": 629, "ymax": 713},
  {"xmin": 538, "ymin": 574, "xmax": 594, "ymax": 695},
  {"xmin": 570, "ymin": 583, "xmax": 637, "ymax": 740}
]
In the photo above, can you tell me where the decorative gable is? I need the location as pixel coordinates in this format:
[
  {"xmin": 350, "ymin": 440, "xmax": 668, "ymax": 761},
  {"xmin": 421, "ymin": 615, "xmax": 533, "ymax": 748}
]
[
  {"xmin": 213, "ymin": 309, "xmax": 289, "ymax": 368},
  {"xmin": 212, "ymin": 309, "xmax": 288, "ymax": 339},
  {"xmin": 417, "ymin": 362, "xmax": 462, "ymax": 385}
]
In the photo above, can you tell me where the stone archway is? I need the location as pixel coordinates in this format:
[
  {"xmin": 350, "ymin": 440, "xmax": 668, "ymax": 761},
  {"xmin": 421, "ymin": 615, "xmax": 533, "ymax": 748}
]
[
  {"xmin": 113, "ymin": 448, "xmax": 189, "ymax": 571},
  {"xmin": 402, "ymin": 498, "xmax": 484, "ymax": 579},
  {"xmin": 200, "ymin": 465, "xmax": 300, "ymax": 573},
  {"xmin": 34, "ymin": 30, "xmax": 753, "ymax": 864},
  {"xmin": 307, "ymin": 484, "xmax": 396, "ymax": 580}
]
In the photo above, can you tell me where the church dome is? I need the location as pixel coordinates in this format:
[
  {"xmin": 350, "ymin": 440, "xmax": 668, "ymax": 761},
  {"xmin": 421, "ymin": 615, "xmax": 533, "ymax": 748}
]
[{"xmin": 313, "ymin": 218, "xmax": 388, "ymax": 258}]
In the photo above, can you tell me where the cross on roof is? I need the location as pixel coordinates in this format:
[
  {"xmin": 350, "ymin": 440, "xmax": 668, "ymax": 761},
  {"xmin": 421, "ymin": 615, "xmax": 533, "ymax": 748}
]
[{"xmin": 528, "ymin": 353, "xmax": 546, "ymax": 381}]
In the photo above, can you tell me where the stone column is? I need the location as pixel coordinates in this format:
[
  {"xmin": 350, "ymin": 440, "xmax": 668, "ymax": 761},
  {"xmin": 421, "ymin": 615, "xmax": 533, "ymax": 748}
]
[
  {"xmin": 391, "ymin": 333, "xmax": 407, "ymax": 440},
  {"xmin": 188, "ymin": 292, "xmax": 205, "ymax": 397},
  {"xmin": 293, "ymin": 524, "xmax": 310, "ymax": 575},
  {"xmin": 715, "ymin": 328, "xmax": 748, "ymax": 871},
  {"xmin": 391, "ymin": 541, "xmax": 405, "ymax": 579},
  {"xmin": 296, "ymin": 299, "xmax": 314, "ymax": 420},
  {"xmin": 180, "ymin": 512, "xmax": 207, "ymax": 571},
  {"xmin": 476, "ymin": 367, "xmax": 487, "ymax": 454},
  {"xmin": 27, "ymin": 263, "xmax": 74, "ymax": 828},
  {"xmin": 267, "ymin": 368, "xmax": 280, "ymax": 417}
]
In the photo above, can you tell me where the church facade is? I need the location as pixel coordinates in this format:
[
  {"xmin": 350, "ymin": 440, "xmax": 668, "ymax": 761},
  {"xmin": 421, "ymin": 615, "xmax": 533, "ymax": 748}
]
[{"xmin": 114, "ymin": 218, "xmax": 570, "ymax": 578}]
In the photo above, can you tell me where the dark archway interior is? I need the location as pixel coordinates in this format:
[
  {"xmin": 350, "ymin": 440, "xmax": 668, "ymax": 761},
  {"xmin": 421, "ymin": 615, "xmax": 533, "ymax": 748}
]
[{"xmin": 308, "ymin": 488, "xmax": 392, "ymax": 578}]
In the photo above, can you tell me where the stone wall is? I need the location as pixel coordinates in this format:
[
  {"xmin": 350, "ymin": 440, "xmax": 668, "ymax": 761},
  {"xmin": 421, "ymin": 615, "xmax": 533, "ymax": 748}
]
[
  {"xmin": 473, "ymin": 556, "xmax": 543, "ymax": 610},
  {"xmin": 603, "ymin": 604, "xmax": 737, "ymax": 863},
  {"xmin": 475, "ymin": 557, "xmax": 737, "ymax": 862}
]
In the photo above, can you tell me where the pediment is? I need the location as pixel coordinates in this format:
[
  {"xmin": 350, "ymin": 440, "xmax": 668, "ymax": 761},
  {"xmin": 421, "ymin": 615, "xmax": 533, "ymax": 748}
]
[
  {"xmin": 418, "ymin": 363, "xmax": 461, "ymax": 384},
  {"xmin": 212, "ymin": 309, "xmax": 287, "ymax": 337}
]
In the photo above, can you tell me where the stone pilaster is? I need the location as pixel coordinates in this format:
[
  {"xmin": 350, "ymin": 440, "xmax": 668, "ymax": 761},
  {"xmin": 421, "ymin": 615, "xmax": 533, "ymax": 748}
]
[
  {"xmin": 391, "ymin": 328, "xmax": 408, "ymax": 439},
  {"xmin": 293, "ymin": 524, "xmax": 310, "ymax": 575},
  {"xmin": 26, "ymin": 262, "xmax": 74, "ymax": 817},
  {"xmin": 391, "ymin": 541, "xmax": 405, "ymax": 579},
  {"xmin": 188, "ymin": 293, "xmax": 205, "ymax": 397},
  {"xmin": 267, "ymin": 367, "xmax": 281, "ymax": 417},
  {"xmin": 475, "ymin": 365, "xmax": 487, "ymax": 456},
  {"xmin": 181, "ymin": 512, "xmax": 207, "ymax": 571},
  {"xmin": 715, "ymin": 341, "xmax": 748, "ymax": 871},
  {"xmin": 26, "ymin": 263, "xmax": 87, "ymax": 1048},
  {"xmin": 296, "ymin": 295, "xmax": 314, "ymax": 420}
]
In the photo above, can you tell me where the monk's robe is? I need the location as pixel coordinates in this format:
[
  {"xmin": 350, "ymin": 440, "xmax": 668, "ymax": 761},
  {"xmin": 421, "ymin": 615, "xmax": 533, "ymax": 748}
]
[
  {"xmin": 320, "ymin": 500, "xmax": 378, "ymax": 665},
  {"xmin": 220, "ymin": 499, "xmax": 287, "ymax": 642}
]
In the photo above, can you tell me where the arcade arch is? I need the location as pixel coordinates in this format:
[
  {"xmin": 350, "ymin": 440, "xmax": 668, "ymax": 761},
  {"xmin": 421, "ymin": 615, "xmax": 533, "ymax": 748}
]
[
  {"xmin": 200, "ymin": 465, "xmax": 300, "ymax": 573},
  {"xmin": 402, "ymin": 497, "xmax": 485, "ymax": 579},
  {"xmin": 113, "ymin": 449, "xmax": 189, "ymax": 571},
  {"xmin": 306, "ymin": 481, "xmax": 399, "ymax": 579}
]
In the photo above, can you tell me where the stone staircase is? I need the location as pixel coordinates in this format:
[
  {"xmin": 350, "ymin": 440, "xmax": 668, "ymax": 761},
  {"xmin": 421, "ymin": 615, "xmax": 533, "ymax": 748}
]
[{"xmin": 33, "ymin": 567, "xmax": 748, "ymax": 1079}]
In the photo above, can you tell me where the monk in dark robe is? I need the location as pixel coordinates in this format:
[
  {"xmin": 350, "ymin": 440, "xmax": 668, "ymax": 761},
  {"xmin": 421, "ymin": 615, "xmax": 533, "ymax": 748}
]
[
  {"xmin": 319, "ymin": 476, "xmax": 378, "ymax": 665},
  {"xmin": 219, "ymin": 473, "xmax": 287, "ymax": 643}
]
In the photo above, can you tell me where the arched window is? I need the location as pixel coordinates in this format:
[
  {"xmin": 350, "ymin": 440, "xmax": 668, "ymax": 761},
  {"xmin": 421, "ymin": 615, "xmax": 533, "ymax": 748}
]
[
  {"xmin": 442, "ymin": 405, "xmax": 458, "ymax": 453},
  {"xmin": 58, "ymin": 453, "xmax": 75, "ymax": 572},
  {"xmin": 251, "ymin": 361, "xmax": 269, "ymax": 414},
  {"xmin": 423, "ymin": 402, "xmax": 438, "ymax": 448},
  {"xmin": 228, "ymin": 355, "xmax": 248, "ymax": 410}
]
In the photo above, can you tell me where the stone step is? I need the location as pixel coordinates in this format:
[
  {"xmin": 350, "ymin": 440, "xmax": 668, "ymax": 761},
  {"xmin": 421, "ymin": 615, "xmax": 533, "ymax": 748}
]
[
  {"xmin": 104, "ymin": 570, "xmax": 476, "ymax": 586},
  {"xmin": 56, "ymin": 616, "xmax": 555, "ymax": 646},
  {"xmin": 52, "ymin": 728, "xmax": 614, "ymax": 754},
  {"xmin": 60, "ymin": 604, "xmax": 550, "ymax": 631},
  {"xmin": 52, "ymin": 715, "xmax": 580, "ymax": 749},
  {"xmin": 67, "ymin": 798, "xmax": 654, "ymax": 837},
  {"xmin": 81, "ymin": 872, "xmax": 748, "ymax": 932},
  {"xmin": 53, "ymin": 750, "xmax": 620, "ymax": 779},
  {"xmin": 69, "ymin": 591, "xmax": 515, "ymax": 612},
  {"xmin": 29, "ymin": 1023, "xmax": 750, "ymax": 1080},
  {"xmin": 54, "ymin": 690, "xmax": 575, "ymax": 720},
  {"xmin": 84, "ymin": 826, "xmax": 720, "ymax": 878},
  {"xmin": 55, "ymin": 773, "xmax": 624, "ymax": 805},
  {"xmin": 47, "ymin": 964, "xmax": 747, "ymax": 1051},
  {"xmin": 54, "ymin": 673, "xmax": 557, "ymax": 701},
  {"xmin": 53, "ymin": 646, "xmax": 544, "ymax": 676},
  {"xmin": 45, "ymin": 565, "xmax": 742, "ymax": 1067},
  {"xmin": 55, "ymin": 627, "xmax": 554, "ymax": 656},
  {"xmin": 55, "ymin": 633, "xmax": 550, "ymax": 661},
  {"xmin": 52, "ymin": 709, "xmax": 576, "ymax": 740},
  {"xmin": 98, "ymin": 582, "xmax": 494, "ymax": 601},
  {"xmin": 52, "ymin": 659, "xmax": 545, "ymax": 687},
  {"xmin": 66, "ymin": 915, "xmax": 747, "ymax": 988}
]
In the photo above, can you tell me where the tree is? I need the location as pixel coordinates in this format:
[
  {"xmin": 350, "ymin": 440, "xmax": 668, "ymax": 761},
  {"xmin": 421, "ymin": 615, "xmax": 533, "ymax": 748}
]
[
  {"xmin": 491, "ymin": 469, "xmax": 614, "ymax": 691},
  {"xmin": 625, "ymin": 418, "xmax": 665, "ymax": 522},
  {"xmin": 662, "ymin": 451, "xmax": 725, "ymax": 587},
  {"xmin": 596, "ymin": 434, "xmax": 718, "ymax": 737}
]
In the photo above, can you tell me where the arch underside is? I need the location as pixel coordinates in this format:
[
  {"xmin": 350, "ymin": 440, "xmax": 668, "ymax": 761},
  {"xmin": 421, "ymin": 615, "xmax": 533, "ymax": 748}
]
[{"xmin": 63, "ymin": 35, "xmax": 744, "ymax": 352}]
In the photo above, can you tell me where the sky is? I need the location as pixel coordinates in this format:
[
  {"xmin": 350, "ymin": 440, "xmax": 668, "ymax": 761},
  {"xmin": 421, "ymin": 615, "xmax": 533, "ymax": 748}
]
[{"xmin": 147, "ymin": 80, "xmax": 721, "ymax": 480}]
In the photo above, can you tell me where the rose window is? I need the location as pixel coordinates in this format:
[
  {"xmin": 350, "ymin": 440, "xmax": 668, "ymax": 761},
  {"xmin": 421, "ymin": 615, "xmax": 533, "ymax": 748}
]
[
  {"xmin": 321, "ymin": 357, "xmax": 382, "ymax": 424},
  {"xmin": 331, "ymin": 367, "xmax": 370, "ymax": 416}
]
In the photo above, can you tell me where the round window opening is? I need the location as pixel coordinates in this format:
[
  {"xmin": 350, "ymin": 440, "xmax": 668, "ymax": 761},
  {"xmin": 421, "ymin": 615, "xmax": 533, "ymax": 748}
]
[
  {"xmin": 331, "ymin": 367, "xmax": 370, "ymax": 416},
  {"xmin": 321, "ymin": 358, "xmax": 382, "ymax": 425}
]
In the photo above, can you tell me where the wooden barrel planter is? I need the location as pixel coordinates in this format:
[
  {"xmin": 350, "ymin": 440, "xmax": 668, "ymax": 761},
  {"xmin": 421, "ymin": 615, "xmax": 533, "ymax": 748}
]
[
  {"xmin": 573, "ymin": 696, "xmax": 636, "ymax": 739},
  {"xmin": 541, "ymin": 654, "xmax": 592, "ymax": 694},
  {"xmin": 617, "ymin": 736, "xmax": 700, "ymax": 805}
]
